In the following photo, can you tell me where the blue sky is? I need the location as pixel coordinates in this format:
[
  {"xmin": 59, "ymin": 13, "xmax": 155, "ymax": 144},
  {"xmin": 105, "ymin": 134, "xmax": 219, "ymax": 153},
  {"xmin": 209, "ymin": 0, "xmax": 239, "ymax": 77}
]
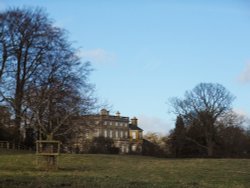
[{"xmin": 1, "ymin": 0, "xmax": 250, "ymax": 134}]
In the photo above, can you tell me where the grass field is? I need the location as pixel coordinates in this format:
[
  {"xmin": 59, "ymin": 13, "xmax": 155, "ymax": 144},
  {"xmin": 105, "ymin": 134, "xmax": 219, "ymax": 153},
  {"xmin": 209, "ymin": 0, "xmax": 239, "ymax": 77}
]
[{"xmin": 0, "ymin": 150, "xmax": 250, "ymax": 188}]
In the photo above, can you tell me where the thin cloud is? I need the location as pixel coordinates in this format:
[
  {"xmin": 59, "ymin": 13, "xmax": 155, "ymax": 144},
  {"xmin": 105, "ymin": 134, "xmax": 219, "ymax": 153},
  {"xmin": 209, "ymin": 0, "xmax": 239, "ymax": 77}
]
[
  {"xmin": 238, "ymin": 62, "xmax": 250, "ymax": 84},
  {"xmin": 234, "ymin": 108, "xmax": 249, "ymax": 118},
  {"xmin": 234, "ymin": 108, "xmax": 249, "ymax": 116},
  {"xmin": 138, "ymin": 114, "xmax": 171, "ymax": 134},
  {"xmin": 77, "ymin": 48, "xmax": 116, "ymax": 65}
]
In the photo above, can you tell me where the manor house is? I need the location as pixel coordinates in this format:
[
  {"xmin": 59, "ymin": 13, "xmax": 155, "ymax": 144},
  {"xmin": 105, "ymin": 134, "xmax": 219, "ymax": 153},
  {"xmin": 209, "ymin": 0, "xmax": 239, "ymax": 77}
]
[{"xmin": 72, "ymin": 109, "xmax": 143, "ymax": 154}]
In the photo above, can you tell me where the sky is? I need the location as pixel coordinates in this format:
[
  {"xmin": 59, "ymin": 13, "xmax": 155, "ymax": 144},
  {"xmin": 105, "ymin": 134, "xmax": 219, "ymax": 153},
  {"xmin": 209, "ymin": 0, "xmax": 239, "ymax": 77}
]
[{"xmin": 1, "ymin": 0, "xmax": 250, "ymax": 134}]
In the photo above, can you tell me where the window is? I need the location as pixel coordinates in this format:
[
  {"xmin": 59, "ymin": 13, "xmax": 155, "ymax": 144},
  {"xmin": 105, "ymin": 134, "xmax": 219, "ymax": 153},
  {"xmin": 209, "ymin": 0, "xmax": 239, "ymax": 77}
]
[
  {"xmin": 110, "ymin": 121, "xmax": 112, "ymax": 126},
  {"xmin": 126, "ymin": 146, "xmax": 129, "ymax": 153},
  {"xmin": 115, "ymin": 122, "xmax": 118, "ymax": 126},
  {"xmin": 120, "ymin": 131, "xmax": 124, "ymax": 138},
  {"xmin": 125, "ymin": 131, "xmax": 128, "ymax": 138},
  {"xmin": 124, "ymin": 123, "xmax": 127, "ymax": 127},
  {"xmin": 132, "ymin": 145, "xmax": 137, "ymax": 152},
  {"xmin": 139, "ymin": 132, "xmax": 143, "ymax": 139},
  {"xmin": 104, "ymin": 121, "xmax": 107, "ymax": 125},
  {"xmin": 104, "ymin": 129, "xmax": 107, "ymax": 138},
  {"xmin": 121, "ymin": 145, "xmax": 125, "ymax": 153},
  {"xmin": 132, "ymin": 131, "xmax": 136, "ymax": 139},
  {"xmin": 110, "ymin": 130, "xmax": 113, "ymax": 138},
  {"xmin": 116, "ymin": 131, "xmax": 119, "ymax": 138}
]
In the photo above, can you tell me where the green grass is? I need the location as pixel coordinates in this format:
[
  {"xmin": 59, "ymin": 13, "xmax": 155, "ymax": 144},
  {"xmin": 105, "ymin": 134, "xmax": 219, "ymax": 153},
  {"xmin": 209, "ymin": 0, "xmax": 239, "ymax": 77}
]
[{"xmin": 0, "ymin": 150, "xmax": 250, "ymax": 188}]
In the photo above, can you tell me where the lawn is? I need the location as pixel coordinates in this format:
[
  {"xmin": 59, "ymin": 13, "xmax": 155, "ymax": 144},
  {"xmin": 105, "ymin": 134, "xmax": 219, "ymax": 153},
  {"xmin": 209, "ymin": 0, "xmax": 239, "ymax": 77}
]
[{"xmin": 0, "ymin": 150, "xmax": 250, "ymax": 188}]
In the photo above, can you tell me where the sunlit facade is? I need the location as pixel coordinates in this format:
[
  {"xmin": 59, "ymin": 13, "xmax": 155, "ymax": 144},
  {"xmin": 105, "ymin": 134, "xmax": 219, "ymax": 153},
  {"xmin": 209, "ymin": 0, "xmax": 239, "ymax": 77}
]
[{"xmin": 72, "ymin": 109, "xmax": 143, "ymax": 154}]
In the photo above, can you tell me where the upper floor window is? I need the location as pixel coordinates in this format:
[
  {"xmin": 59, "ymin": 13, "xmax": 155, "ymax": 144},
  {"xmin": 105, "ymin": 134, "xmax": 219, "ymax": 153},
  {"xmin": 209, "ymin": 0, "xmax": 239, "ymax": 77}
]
[
  {"xmin": 125, "ymin": 131, "xmax": 128, "ymax": 138},
  {"xmin": 115, "ymin": 122, "xmax": 119, "ymax": 126},
  {"xmin": 109, "ymin": 130, "xmax": 113, "ymax": 138},
  {"xmin": 104, "ymin": 121, "xmax": 107, "ymax": 125},
  {"xmin": 104, "ymin": 129, "xmax": 107, "ymax": 138},
  {"xmin": 132, "ymin": 131, "xmax": 136, "ymax": 139},
  {"xmin": 139, "ymin": 132, "xmax": 143, "ymax": 139},
  {"xmin": 115, "ymin": 131, "xmax": 119, "ymax": 138},
  {"xmin": 120, "ymin": 131, "xmax": 124, "ymax": 138}
]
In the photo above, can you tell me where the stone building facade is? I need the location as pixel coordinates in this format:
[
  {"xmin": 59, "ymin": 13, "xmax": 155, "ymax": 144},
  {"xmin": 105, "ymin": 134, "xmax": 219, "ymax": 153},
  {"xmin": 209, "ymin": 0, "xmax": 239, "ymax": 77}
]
[
  {"xmin": 129, "ymin": 117, "xmax": 143, "ymax": 153},
  {"xmin": 71, "ymin": 109, "xmax": 143, "ymax": 154}
]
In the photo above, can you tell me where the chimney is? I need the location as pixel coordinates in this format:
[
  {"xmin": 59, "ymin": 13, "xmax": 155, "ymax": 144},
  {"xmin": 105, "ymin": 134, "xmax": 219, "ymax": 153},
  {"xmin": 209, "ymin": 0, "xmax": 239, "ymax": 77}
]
[
  {"xmin": 100, "ymin": 109, "xmax": 109, "ymax": 116},
  {"xmin": 116, "ymin": 111, "xmax": 120, "ymax": 117},
  {"xmin": 131, "ymin": 117, "xmax": 138, "ymax": 126}
]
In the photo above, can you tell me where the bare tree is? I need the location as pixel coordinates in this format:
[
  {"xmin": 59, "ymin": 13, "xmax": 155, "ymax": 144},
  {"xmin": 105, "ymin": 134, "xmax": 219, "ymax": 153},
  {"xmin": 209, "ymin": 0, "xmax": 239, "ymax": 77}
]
[
  {"xmin": 0, "ymin": 8, "xmax": 60, "ymax": 140},
  {"xmin": 24, "ymin": 62, "xmax": 95, "ymax": 140},
  {"xmin": 0, "ymin": 7, "xmax": 96, "ymax": 143},
  {"xmin": 169, "ymin": 83, "xmax": 235, "ymax": 156}
]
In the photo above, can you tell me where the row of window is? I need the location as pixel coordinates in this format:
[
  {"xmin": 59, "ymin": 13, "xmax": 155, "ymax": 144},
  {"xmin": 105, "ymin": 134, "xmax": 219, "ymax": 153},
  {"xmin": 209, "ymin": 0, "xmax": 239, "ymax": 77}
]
[
  {"xmin": 120, "ymin": 145, "xmax": 129, "ymax": 153},
  {"xmin": 80, "ymin": 129, "xmax": 142, "ymax": 140},
  {"xmin": 101, "ymin": 129, "xmax": 128, "ymax": 139},
  {"xmin": 85, "ymin": 121, "xmax": 128, "ymax": 127},
  {"xmin": 103, "ymin": 121, "xmax": 128, "ymax": 127},
  {"xmin": 131, "ymin": 131, "xmax": 143, "ymax": 139}
]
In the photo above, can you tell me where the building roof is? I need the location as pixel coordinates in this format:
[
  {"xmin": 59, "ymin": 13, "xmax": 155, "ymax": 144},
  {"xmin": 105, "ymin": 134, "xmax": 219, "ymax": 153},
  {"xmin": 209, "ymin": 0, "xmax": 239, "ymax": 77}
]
[{"xmin": 129, "ymin": 124, "xmax": 143, "ymax": 131}]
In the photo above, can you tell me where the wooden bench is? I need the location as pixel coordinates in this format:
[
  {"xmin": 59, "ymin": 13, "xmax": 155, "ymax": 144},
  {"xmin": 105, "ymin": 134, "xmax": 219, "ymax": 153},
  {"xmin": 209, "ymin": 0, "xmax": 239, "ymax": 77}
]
[{"xmin": 36, "ymin": 140, "xmax": 61, "ymax": 170}]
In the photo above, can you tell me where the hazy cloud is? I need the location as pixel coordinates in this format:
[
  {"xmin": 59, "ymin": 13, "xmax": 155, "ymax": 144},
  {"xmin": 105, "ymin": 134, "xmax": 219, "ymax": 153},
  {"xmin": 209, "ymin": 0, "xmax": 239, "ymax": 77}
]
[
  {"xmin": 238, "ymin": 62, "xmax": 250, "ymax": 84},
  {"xmin": 138, "ymin": 114, "xmax": 171, "ymax": 134},
  {"xmin": 234, "ymin": 109, "xmax": 247, "ymax": 116},
  {"xmin": 234, "ymin": 108, "xmax": 250, "ymax": 118},
  {"xmin": 77, "ymin": 48, "xmax": 116, "ymax": 65}
]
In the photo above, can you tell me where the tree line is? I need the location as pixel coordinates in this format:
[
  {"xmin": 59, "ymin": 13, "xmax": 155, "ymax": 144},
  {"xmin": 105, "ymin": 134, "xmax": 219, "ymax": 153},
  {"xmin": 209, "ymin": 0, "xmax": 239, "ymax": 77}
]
[{"xmin": 143, "ymin": 83, "xmax": 250, "ymax": 158}]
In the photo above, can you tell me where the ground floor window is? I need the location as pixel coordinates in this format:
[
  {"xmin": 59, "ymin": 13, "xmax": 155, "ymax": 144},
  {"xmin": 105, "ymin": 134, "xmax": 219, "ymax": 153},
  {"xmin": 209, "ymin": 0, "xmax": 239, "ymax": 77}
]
[
  {"xmin": 132, "ymin": 144, "xmax": 137, "ymax": 152},
  {"xmin": 126, "ymin": 146, "xmax": 129, "ymax": 153},
  {"xmin": 121, "ymin": 145, "xmax": 125, "ymax": 153}
]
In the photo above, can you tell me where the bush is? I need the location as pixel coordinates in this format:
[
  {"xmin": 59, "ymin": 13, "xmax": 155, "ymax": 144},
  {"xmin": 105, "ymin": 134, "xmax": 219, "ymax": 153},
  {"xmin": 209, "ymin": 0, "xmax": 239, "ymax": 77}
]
[{"xmin": 89, "ymin": 136, "xmax": 119, "ymax": 154}]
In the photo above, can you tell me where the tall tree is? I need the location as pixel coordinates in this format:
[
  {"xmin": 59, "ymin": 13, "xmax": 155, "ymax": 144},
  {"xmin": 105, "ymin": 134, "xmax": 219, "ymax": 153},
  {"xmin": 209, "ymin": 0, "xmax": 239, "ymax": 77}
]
[
  {"xmin": 169, "ymin": 116, "xmax": 186, "ymax": 157},
  {"xmin": 0, "ymin": 7, "xmax": 96, "ymax": 143},
  {"xmin": 169, "ymin": 83, "xmax": 235, "ymax": 157},
  {"xmin": 0, "ymin": 8, "xmax": 57, "ymax": 140}
]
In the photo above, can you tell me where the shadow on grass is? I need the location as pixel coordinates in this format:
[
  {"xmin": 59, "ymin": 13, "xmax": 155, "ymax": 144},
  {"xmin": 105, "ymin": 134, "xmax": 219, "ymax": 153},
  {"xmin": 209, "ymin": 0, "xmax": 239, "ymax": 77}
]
[
  {"xmin": 0, "ymin": 176, "xmax": 166, "ymax": 188},
  {"xmin": 58, "ymin": 166, "xmax": 92, "ymax": 172}
]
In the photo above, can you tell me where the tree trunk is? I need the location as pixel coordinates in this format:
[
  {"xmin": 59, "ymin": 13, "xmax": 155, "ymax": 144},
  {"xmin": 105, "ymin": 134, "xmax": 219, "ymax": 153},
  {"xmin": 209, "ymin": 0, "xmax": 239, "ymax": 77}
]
[
  {"xmin": 207, "ymin": 139, "xmax": 214, "ymax": 157},
  {"xmin": 14, "ymin": 83, "xmax": 24, "ymax": 144}
]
